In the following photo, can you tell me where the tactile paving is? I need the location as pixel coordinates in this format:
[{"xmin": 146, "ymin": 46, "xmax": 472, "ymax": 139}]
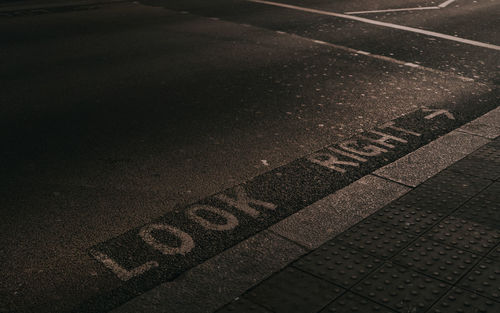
[
  {"xmin": 479, "ymin": 182, "xmax": 500, "ymax": 202},
  {"xmin": 244, "ymin": 267, "xmax": 344, "ymax": 313},
  {"xmin": 459, "ymin": 258, "xmax": 500, "ymax": 301},
  {"xmin": 369, "ymin": 204, "xmax": 446, "ymax": 234},
  {"xmin": 429, "ymin": 287, "xmax": 500, "ymax": 313},
  {"xmin": 488, "ymin": 137, "xmax": 500, "ymax": 148},
  {"xmin": 455, "ymin": 195, "xmax": 500, "ymax": 229},
  {"xmin": 391, "ymin": 185, "xmax": 470, "ymax": 213},
  {"xmin": 320, "ymin": 292, "xmax": 395, "ymax": 313},
  {"xmin": 393, "ymin": 238, "xmax": 479, "ymax": 283},
  {"xmin": 426, "ymin": 216, "xmax": 500, "ymax": 255},
  {"xmin": 353, "ymin": 263, "xmax": 450, "ymax": 313},
  {"xmin": 448, "ymin": 145, "xmax": 500, "ymax": 180},
  {"xmin": 294, "ymin": 241, "xmax": 382, "ymax": 288},
  {"xmin": 216, "ymin": 297, "xmax": 271, "ymax": 313},
  {"xmin": 419, "ymin": 169, "xmax": 492, "ymax": 196},
  {"xmin": 469, "ymin": 145, "xmax": 500, "ymax": 162},
  {"xmin": 487, "ymin": 243, "xmax": 500, "ymax": 261},
  {"xmin": 336, "ymin": 220, "xmax": 416, "ymax": 259}
]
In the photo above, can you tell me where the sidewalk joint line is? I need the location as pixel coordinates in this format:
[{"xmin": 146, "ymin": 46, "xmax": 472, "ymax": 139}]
[
  {"xmin": 370, "ymin": 173, "xmax": 415, "ymax": 188},
  {"xmin": 455, "ymin": 128, "xmax": 497, "ymax": 140},
  {"xmin": 267, "ymin": 229, "xmax": 312, "ymax": 251}
]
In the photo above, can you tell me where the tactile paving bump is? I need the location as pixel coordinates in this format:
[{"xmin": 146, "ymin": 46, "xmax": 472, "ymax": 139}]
[
  {"xmin": 337, "ymin": 220, "xmax": 416, "ymax": 259},
  {"xmin": 455, "ymin": 195, "xmax": 500, "ymax": 229},
  {"xmin": 419, "ymin": 169, "xmax": 492, "ymax": 196},
  {"xmin": 353, "ymin": 263, "xmax": 450, "ymax": 313},
  {"xmin": 430, "ymin": 287, "xmax": 500, "ymax": 313},
  {"xmin": 448, "ymin": 145, "xmax": 500, "ymax": 180},
  {"xmin": 216, "ymin": 297, "xmax": 271, "ymax": 313},
  {"xmin": 459, "ymin": 258, "xmax": 500, "ymax": 301},
  {"xmin": 320, "ymin": 292, "xmax": 395, "ymax": 313},
  {"xmin": 393, "ymin": 238, "xmax": 479, "ymax": 283},
  {"xmin": 426, "ymin": 216, "xmax": 500, "ymax": 255},
  {"xmin": 244, "ymin": 267, "xmax": 344, "ymax": 313},
  {"xmin": 369, "ymin": 204, "xmax": 446, "ymax": 235},
  {"xmin": 294, "ymin": 241, "xmax": 382, "ymax": 288}
]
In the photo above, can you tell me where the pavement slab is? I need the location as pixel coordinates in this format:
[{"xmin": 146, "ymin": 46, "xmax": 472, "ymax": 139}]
[
  {"xmin": 214, "ymin": 116, "xmax": 500, "ymax": 313},
  {"xmin": 244, "ymin": 267, "xmax": 344, "ymax": 313}
]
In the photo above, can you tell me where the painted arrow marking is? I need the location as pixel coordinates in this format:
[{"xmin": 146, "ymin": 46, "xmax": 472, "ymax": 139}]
[{"xmin": 423, "ymin": 108, "xmax": 455, "ymax": 120}]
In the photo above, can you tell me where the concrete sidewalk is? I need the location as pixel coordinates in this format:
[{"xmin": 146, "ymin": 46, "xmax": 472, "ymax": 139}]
[
  {"xmin": 215, "ymin": 115, "xmax": 500, "ymax": 312},
  {"xmin": 111, "ymin": 108, "xmax": 499, "ymax": 313}
]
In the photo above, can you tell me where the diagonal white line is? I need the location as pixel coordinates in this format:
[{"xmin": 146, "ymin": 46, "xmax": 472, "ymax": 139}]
[
  {"xmin": 345, "ymin": 6, "xmax": 440, "ymax": 15},
  {"xmin": 439, "ymin": 0, "xmax": 457, "ymax": 8},
  {"xmin": 247, "ymin": 0, "xmax": 500, "ymax": 51}
]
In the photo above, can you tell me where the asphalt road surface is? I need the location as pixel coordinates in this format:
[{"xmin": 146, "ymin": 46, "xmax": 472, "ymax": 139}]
[{"xmin": 0, "ymin": 0, "xmax": 498, "ymax": 312}]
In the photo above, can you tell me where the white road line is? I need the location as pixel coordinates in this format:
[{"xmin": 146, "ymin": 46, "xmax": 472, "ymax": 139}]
[
  {"xmin": 439, "ymin": 0, "xmax": 457, "ymax": 8},
  {"xmin": 270, "ymin": 29, "xmax": 473, "ymax": 81},
  {"xmin": 346, "ymin": 0, "xmax": 458, "ymax": 14},
  {"xmin": 247, "ymin": 0, "xmax": 500, "ymax": 51},
  {"xmin": 313, "ymin": 39, "xmax": 328, "ymax": 45},
  {"xmin": 346, "ymin": 6, "xmax": 439, "ymax": 15},
  {"xmin": 356, "ymin": 50, "xmax": 370, "ymax": 55},
  {"xmin": 404, "ymin": 62, "xmax": 420, "ymax": 68}
]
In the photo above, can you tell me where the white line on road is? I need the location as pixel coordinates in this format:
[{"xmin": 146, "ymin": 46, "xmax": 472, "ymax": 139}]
[
  {"xmin": 268, "ymin": 29, "xmax": 473, "ymax": 81},
  {"xmin": 247, "ymin": 0, "xmax": 500, "ymax": 51},
  {"xmin": 439, "ymin": 0, "xmax": 457, "ymax": 8},
  {"xmin": 346, "ymin": 0, "xmax": 457, "ymax": 14},
  {"xmin": 404, "ymin": 62, "xmax": 420, "ymax": 68},
  {"xmin": 356, "ymin": 50, "xmax": 370, "ymax": 55},
  {"xmin": 345, "ymin": 6, "xmax": 440, "ymax": 15}
]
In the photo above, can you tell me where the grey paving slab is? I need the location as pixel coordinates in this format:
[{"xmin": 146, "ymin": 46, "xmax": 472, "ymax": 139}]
[
  {"xmin": 426, "ymin": 216, "xmax": 500, "ymax": 256},
  {"xmin": 393, "ymin": 238, "xmax": 480, "ymax": 284},
  {"xmin": 352, "ymin": 263, "xmax": 450, "ymax": 313},
  {"xmin": 368, "ymin": 183, "xmax": 472, "ymax": 234},
  {"xmin": 244, "ymin": 267, "xmax": 344, "ymax": 313},
  {"xmin": 455, "ymin": 193, "xmax": 500, "ymax": 230},
  {"xmin": 388, "ymin": 185, "xmax": 471, "ymax": 213},
  {"xmin": 480, "ymin": 182, "xmax": 500, "ymax": 199},
  {"xmin": 293, "ymin": 241, "xmax": 382, "ymax": 289},
  {"xmin": 111, "ymin": 231, "xmax": 305, "ymax": 313},
  {"xmin": 429, "ymin": 287, "xmax": 500, "ymax": 313},
  {"xmin": 269, "ymin": 175, "xmax": 410, "ymax": 250},
  {"xmin": 466, "ymin": 107, "xmax": 500, "ymax": 129},
  {"xmin": 369, "ymin": 203, "xmax": 447, "ymax": 235},
  {"xmin": 487, "ymin": 244, "xmax": 500, "ymax": 261},
  {"xmin": 374, "ymin": 131, "xmax": 490, "ymax": 187},
  {"xmin": 320, "ymin": 292, "xmax": 396, "ymax": 313},
  {"xmin": 336, "ymin": 220, "xmax": 416, "ymax": 260},
  {"xmin": 458, "ymin": 107, "xmax": 500, "ymax": 139},
  {"xmin": 468, "ymin": 144, "xmax": 500, "ymax": 163},
  {"xmin": 459, "ymin": 122, "xmax": 500, "ymax": 140},
  {"xmin": 448, "ymin": 145, "xmax": 500, "ymax": 180},
  {"xmin": 215, "ymin": 297, "xmax": 271, "ymax": 313},
  {"xmin": 459, "ymin": 258, "xmax": 500, "ymax": 302},
  {"xmin": 419, "ymin": 169, "xmax": 493, "ymax": 196},
  {"xmin": 489, "ymin": 137, "xmax": 500, "ymax": 148}
]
